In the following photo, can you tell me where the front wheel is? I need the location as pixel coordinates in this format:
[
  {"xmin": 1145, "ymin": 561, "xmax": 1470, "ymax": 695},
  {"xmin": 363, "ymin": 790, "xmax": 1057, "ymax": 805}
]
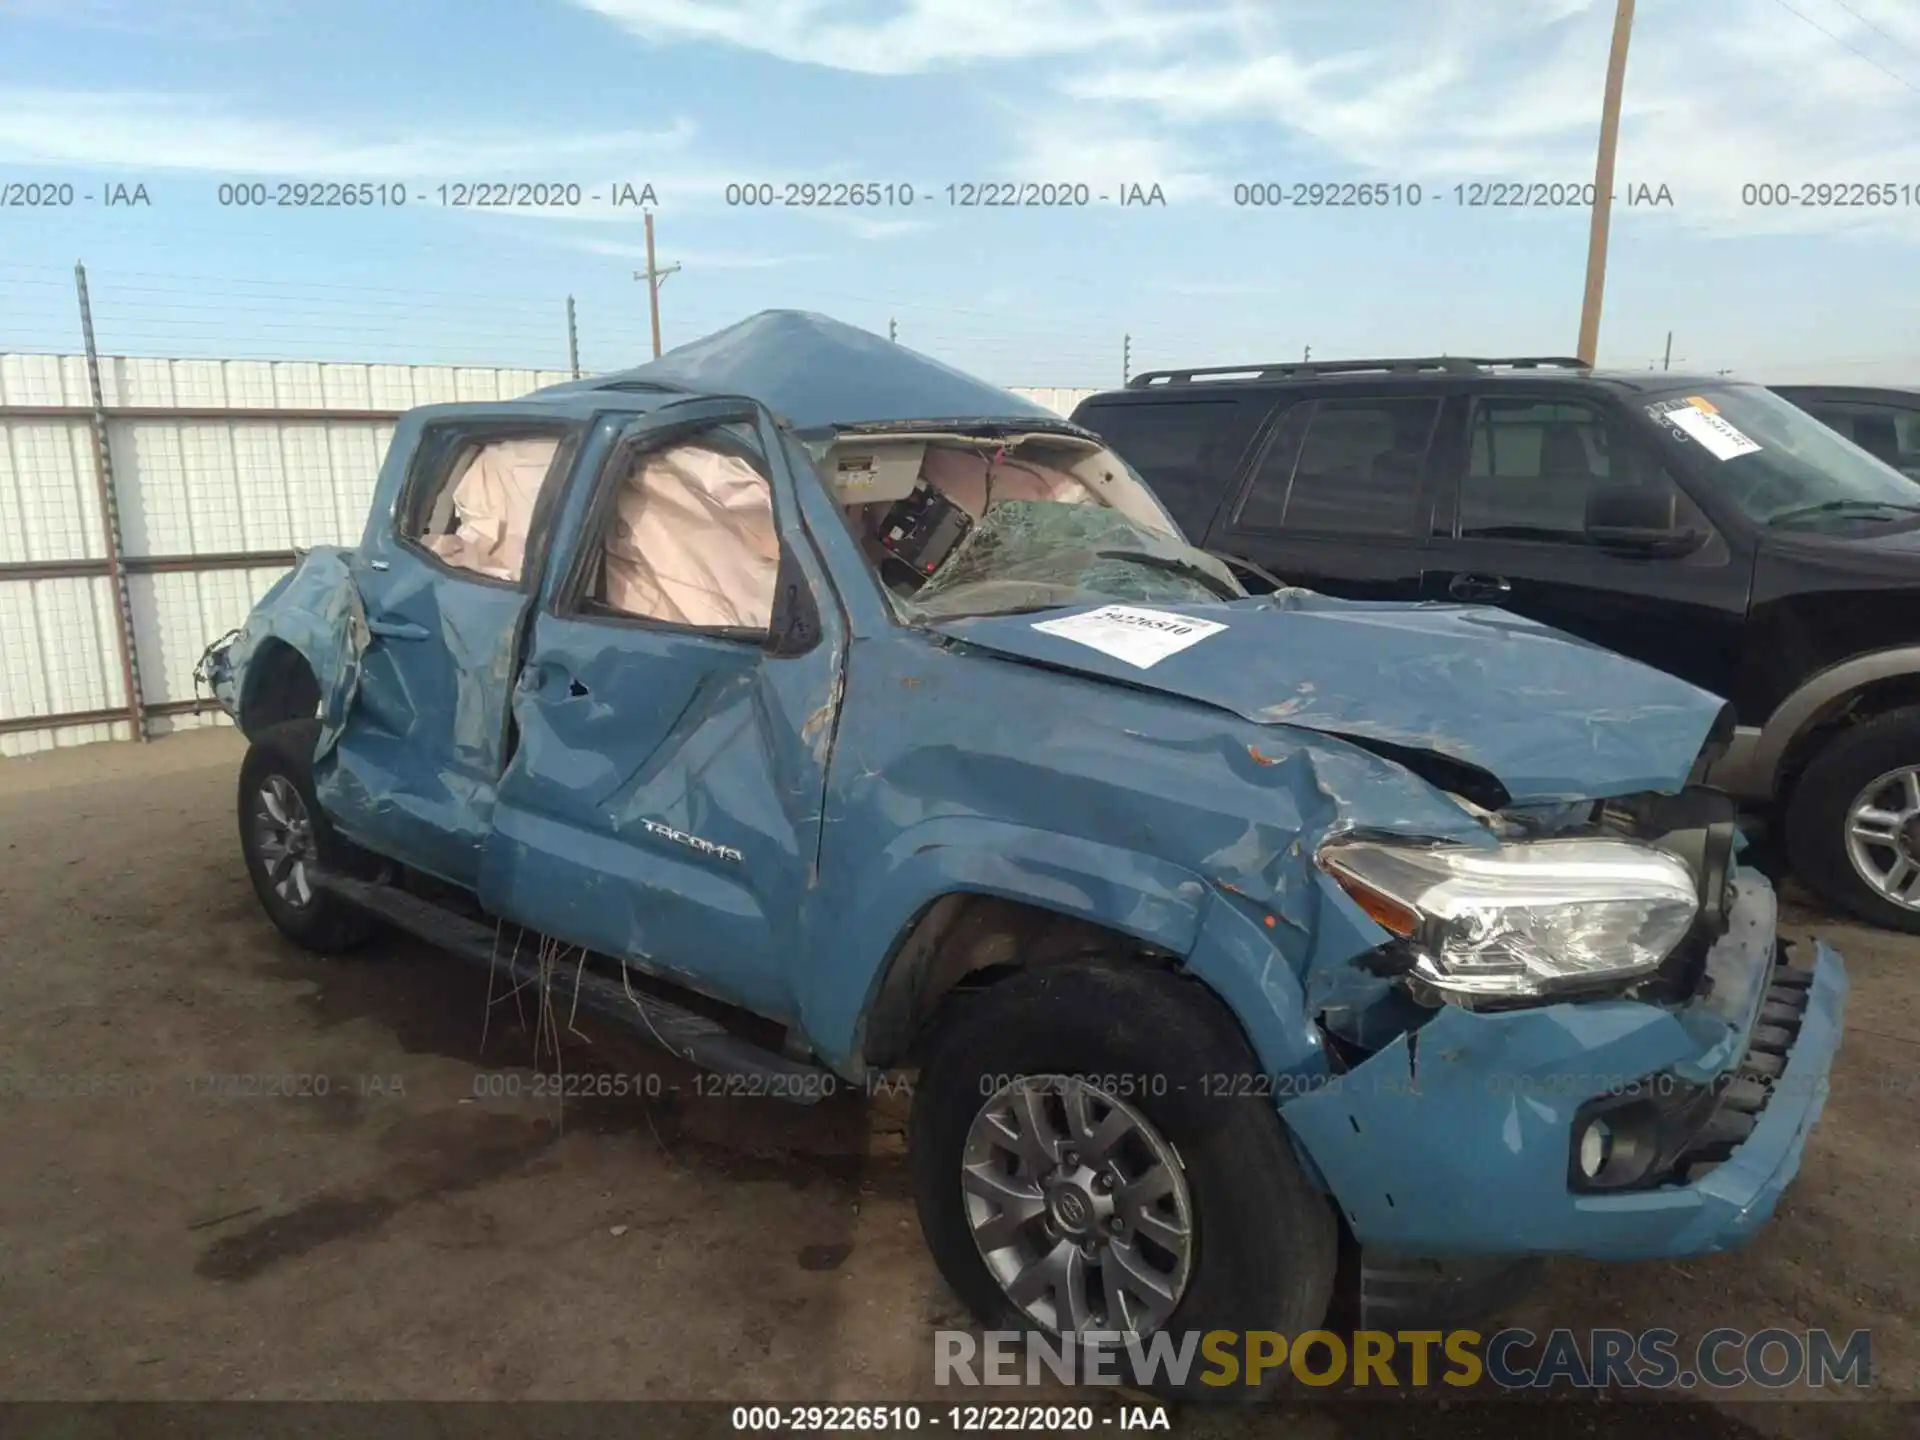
[
  {"xmin": 909, "ymin": 962, "xmax": 1337, "ymax": 1399},
  {"xmin": 1785, "ymin": 706, "xmax": 1920, "ymax": 934},
  {"xmin": 237, "ymin": 718, "xmax": 380, "ymax": 952}
]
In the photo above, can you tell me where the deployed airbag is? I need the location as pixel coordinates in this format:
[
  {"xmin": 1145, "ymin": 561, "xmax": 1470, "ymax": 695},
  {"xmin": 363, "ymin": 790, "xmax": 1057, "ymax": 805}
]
[
  {"xmin": 422, "ymin": 437, "xmax": 561, "ymax": 581},
  {"xmin": 601, "ymin": 443, "xmax": 780, "ymax": 629}
]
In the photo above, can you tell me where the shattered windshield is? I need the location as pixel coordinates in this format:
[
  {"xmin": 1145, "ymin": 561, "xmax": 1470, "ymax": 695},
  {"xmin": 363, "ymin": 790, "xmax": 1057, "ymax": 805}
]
[{"xmin": 903, "ymin": 500, "xmax": 1245, "ymax": 620}]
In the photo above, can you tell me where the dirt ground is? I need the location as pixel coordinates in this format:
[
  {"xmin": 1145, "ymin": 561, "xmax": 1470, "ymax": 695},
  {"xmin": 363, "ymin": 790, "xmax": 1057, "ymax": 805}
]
[{"xmin": 0, "ymin": 728, "xmax": 1914, "ymax": 1437}]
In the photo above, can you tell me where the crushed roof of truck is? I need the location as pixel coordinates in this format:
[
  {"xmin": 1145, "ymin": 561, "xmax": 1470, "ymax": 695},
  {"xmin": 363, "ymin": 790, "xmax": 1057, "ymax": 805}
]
[{"xmin": 534, "ymin": 309, "xmax": 1063, "ymax": 431}]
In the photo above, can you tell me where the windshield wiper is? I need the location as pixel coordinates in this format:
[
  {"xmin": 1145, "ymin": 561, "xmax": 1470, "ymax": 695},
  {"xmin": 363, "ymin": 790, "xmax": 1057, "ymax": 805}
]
[
  {"xmin": 1093, "ymin": 549, "xmax": 1243, "ymax": 601},
  {"xmin": 1766, "ymin": 498, "xmax": 1920, "ymax": 526}
]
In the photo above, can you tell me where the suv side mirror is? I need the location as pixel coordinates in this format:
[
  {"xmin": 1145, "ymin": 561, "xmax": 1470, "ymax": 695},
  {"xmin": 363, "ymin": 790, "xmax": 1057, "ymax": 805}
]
[{"xmin": 1584, "ymin": 486, "xmax": 1707, "ymax": 556}]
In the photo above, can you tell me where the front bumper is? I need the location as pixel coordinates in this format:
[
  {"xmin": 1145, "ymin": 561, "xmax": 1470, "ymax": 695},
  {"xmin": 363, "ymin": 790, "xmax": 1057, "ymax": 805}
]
[{"xmin": 1282, "ymin": 873, "xmax": 1847, "ymax": 1263}]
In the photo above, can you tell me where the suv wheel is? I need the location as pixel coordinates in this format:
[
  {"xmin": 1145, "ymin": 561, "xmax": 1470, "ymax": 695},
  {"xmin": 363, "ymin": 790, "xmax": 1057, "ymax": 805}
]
[
  {"xmin": 238, "ymin": 718, "xmax": 381, "ymax": 952},
  {"xmin": 1785, "ymin": 705, "xmax": 1920, "ymax": 934},
  {"xmin": 909, "ymin": 962, "xmax": 1337, "ymax": 1399}
]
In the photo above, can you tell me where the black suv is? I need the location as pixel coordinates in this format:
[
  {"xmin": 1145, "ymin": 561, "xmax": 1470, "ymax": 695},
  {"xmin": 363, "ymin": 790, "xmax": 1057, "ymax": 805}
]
[
  {"xmin": 1773, "ymin": 385, "xmax": 1920, "ymax": 481},
  {"xmin": 1071, "ymin": 357, "xmax": 1920, "ymax": 933}
]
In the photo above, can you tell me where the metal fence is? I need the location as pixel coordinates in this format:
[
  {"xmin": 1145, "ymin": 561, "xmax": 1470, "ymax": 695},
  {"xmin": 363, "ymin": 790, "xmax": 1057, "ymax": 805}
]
[{"xmin": 0, "ymin": 345, "xmax": 1095, "ymax": 756}]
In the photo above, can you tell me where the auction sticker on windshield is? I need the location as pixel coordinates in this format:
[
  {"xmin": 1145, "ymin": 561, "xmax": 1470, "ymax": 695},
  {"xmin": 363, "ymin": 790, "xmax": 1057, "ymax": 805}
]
[
  {"xmin": 1649, "ymin": 396, "xmax": 1762, "ymax": 461},
  {"xmin": 1031, "ymin": 605, "xmax": 1227, "ymax": 668}
]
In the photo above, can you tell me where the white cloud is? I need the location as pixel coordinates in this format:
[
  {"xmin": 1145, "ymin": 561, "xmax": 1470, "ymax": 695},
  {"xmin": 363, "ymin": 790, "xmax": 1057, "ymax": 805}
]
[
  {"xmin": 569, "ymin": 0, "xmax": 1920, "ymax": 239},
  {"xmin": 0, "ymin": 88, "xmax": 696, "ymax": 175},
  {"xmin": 1048, "ymin": 0, "xmax": 1920, "ymax": 238},
  {"xmin": 569, "ymin": 0, "xmax": 1236, "ymax": 75}
]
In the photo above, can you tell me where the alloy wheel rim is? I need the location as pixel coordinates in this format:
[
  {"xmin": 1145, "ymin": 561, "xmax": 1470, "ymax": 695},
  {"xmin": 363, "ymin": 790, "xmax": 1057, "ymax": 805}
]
[
  {"xmin": 1844, "ymin": 764, "xmax": 1920, "ymax": 911},
  {"xmin": 253, "ymin": 774, "xmax": 317, "ymax": 908},
  {"xmin": 961, "ymin": 1075, "xmax": 1194, "ymax": 1337}
]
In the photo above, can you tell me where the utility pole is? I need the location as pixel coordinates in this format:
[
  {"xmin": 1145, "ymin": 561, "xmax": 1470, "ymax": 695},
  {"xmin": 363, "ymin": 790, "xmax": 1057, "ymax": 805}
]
[
  {"xmin": 888, "ymin": 317, "xmax": 897, "ymax": 342},
  {"xmin": 1575, "ymin": 0, "xmax": 1636, "ymax": 366},
  {"xmin": 566, "ymin": 295, "xmax": 580, "ymax": 378},
  {"xmin": 1304, "ymin": 345, "xmax": 1312, "ymax": 362},
  {"xmin": 1662, "ymin": 329, "xmax": 1672, "ymax": 371},
  {"xmin": 632, "ymin": 210, "xmax": 681, "ymax": 359},
  {"xmin": 1122, "ymin": 333, "xmax": 1131, "ymax": 384}
]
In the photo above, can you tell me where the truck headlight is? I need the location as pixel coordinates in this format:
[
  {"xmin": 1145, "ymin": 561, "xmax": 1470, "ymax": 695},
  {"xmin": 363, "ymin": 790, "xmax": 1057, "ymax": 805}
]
[{"xmin": 1318, "ymin": 837, "xmax": 1699, "ymax": 1001}]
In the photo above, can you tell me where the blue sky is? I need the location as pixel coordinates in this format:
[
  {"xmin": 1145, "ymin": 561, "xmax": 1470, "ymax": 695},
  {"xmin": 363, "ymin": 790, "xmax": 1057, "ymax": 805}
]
[{"xmin": 1, "ymin": 0, "xmax": 1918, "ymax": 387}]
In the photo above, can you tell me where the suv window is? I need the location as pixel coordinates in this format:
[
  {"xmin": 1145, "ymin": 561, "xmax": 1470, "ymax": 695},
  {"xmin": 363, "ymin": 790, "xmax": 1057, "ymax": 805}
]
[
  {"xmin": 1802, "ymin": 401, "xmax": 1920, "ymax": 478},
  {"xmin": 1459, "ymin": 398, "xmax": 1699, "ymax": 543},
  {"xmin": 1071, "ymin": 397, "xmax": 1264, "ymax": 538},
  {"xmin": 1233, "ymin": 397, "xmax": 1439, "ymax": 535}
]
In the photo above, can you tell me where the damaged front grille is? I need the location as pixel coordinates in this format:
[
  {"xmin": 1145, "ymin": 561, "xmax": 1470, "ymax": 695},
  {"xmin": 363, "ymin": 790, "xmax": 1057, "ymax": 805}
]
[
  {"xmin": 1567, "ymin": 945, "xmax": 1816, "ymax": 1193},
  {"xmin": 1670, "ymin": 950, "xmax": 1817, "ymax": 1183}
]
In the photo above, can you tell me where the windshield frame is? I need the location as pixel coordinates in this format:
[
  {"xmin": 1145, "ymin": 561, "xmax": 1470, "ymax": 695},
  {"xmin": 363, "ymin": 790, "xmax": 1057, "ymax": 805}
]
[{"xmin": 1632, "ymin": 382, "xmax": 1920, "ymax": 535}]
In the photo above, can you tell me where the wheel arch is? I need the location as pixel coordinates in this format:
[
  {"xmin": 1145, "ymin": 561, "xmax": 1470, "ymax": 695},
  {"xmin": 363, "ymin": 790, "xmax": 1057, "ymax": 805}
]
[
  {"xmin": 1754, "ymin": 647, "xmax": 1920, "ymax": 802},
  {"xmin": 804, "ymin": 820, "xmax": 1215, "ymax": 1075},
  {"xmin": 236, "ymin": 636, "xmax": 323, "ymax": 738}
]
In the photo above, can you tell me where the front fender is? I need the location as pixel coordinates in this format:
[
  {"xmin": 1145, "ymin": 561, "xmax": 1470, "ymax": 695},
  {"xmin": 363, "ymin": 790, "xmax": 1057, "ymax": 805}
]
[{"xmin": 799, "ymin": 817, "xmax": 1210, "ymax": 1076}]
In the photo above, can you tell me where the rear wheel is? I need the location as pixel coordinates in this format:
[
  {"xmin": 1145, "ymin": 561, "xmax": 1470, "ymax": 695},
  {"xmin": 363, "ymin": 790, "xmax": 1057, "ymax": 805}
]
[
  {"xmin": 909, "ymin": 962, "xmax": 1337, "ymax": 1399},
  {"xmin": 237, "ymin": 718, "xmax": 381, "ymax": 952},
  {"xmin": 1785, "ymin": 705, "xmax": 1920, "ymax": 934}
]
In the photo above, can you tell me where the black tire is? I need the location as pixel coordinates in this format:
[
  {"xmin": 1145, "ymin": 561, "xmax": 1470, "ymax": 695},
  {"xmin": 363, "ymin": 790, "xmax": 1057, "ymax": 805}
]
[
  {"xmin": 910, "ymin": 961, "xmax": 1338, "ymax": 1401},
  {"xmin": 1784, "ymin": 705, "xmax": 1920, "ymax": 934},
  {"xmin": 237, "ymin": 718, "xmax": 381, "ymax": 952}
]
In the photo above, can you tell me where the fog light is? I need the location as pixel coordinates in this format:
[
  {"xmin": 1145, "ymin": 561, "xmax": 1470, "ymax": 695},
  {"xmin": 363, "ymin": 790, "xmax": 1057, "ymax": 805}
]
[{"xmin": 1577, "ymin": 1119, "xmax": 1613, "ymax": 1179}]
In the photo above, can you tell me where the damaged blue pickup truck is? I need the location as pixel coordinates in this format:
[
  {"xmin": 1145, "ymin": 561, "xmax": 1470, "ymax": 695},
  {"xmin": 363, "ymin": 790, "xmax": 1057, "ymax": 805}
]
[{"xmin": 205, "ymin": 312, "xmax": 1846, "ymax": 1365}]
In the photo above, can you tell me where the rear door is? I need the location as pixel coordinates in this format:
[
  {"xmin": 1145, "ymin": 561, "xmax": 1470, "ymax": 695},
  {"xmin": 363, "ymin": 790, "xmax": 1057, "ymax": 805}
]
[
  {"xmin": 477, "ymin": 399, "xmax": 843, "ymax": 1022},
  {"xmin": 1201, "ymin": 393, "xmax": 1445, "ymax": 600},
  {"xmin": 320, "ymin": 413, "xmax": 583, "ymax": 886},
  {"xmin": 1420, "ymin": 390, "xmax": 1751, "ymax": 699}
]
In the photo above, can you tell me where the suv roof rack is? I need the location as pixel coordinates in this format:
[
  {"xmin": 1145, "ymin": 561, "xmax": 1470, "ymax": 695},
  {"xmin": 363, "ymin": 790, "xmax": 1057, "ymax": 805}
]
[{"xmin": 1125, "ymin": 356, "xmax": 1593, "ymax": 388}]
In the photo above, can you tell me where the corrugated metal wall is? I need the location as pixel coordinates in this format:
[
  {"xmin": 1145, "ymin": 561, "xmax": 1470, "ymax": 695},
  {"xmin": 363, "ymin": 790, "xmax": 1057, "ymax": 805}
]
[
  {"xmin": 0, "ymin": 362, "xmax": 1098, "ymax": 757},
  {"xmin": 0, "ymin": 356, "xmax": 570, "ymax": 756}
]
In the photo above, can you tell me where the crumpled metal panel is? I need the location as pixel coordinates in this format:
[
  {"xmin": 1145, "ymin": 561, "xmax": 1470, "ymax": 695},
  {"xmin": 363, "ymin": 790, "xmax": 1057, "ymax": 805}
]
[
  {"xmin": 798, "ymin": 628, "xmax": 1494, "ymax": 1076},
  {"xmin": 313, "ymin": 548, "xmax": 533, "ymax": 888},
  {"xmin": 1283, "ymin": 910, "xmax": 1848, "ymax": 1260},
  {"xmin": 908, "ymin": 499, "xmax": 1238, "ymax": 618},
  {"xmin": 534, "ymin": 310, "xmax": 1064, "ymax": 430},
  {"xmin": 207, "ymin": 545, "xmax": 368, "ymax": 757},
  {"xmin": 930, "ymin": 590, "xmax": 1731, "ymax": 804}
]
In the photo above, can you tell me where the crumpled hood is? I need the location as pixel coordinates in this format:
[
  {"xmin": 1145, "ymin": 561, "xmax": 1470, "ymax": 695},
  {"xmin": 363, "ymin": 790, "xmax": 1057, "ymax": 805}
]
[{"xmin": 930, "ymin": 591, "xmax": 1731, "ymax": 804}]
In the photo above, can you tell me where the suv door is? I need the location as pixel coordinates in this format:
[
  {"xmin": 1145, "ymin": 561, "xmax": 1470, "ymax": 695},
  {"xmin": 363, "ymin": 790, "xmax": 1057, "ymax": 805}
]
[
  {"xmin": 1421, "ymin": 391, "xmax": 1752, "ymax": 699},
  {"xmin": 477, "ymin": 399, "xmax": 842, "ymax": 1022},
  {"xmin": 1202, "ymin": 393, "xmax": 1444, "ymax": 599},
  {"xmin": 320, "ymin": 413, "xmax": 583, "ymax": 886}
]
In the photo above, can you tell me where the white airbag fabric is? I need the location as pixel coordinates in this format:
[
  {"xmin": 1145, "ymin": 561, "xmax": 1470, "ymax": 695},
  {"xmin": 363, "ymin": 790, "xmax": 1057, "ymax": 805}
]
[
  {"xmin": 423, "ymin": 437, "xmax": 561, "ymax": 580},
  {"xmin": 602, "ymin": 444, "xmax": 779, "ymax": 629}
]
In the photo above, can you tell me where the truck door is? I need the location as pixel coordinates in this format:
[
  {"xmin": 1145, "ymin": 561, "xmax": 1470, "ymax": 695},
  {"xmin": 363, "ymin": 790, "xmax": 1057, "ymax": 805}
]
[
  {"xmin": 318, "ymin": 412, "xmax": 584, "ymax": 887},
  {"xmin": 477, "ymin": 399, "xmax": 844, "ymax": 1022},
  {"xmin": 1201, "ymin": 395, "xmax": 1443, "ymax": 600}
]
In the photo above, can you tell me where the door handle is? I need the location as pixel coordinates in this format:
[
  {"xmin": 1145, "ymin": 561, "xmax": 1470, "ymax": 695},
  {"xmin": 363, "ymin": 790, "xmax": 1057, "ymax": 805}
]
[
  {"xmin": 1448, "ymin": 573, "xmax": 1512, "ymax": 602},
  {"xmin": 366, "ymin": 616, "xmax": 430, "ymax": 642}
]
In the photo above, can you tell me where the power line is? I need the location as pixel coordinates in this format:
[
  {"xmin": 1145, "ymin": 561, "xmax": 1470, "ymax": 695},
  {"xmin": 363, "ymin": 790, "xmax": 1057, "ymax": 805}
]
[
  {"xmin": 1820, "ymin": 0, "xmax": 1920, "ymax": 72},
  {"xmin": 1767, "ymin": 0, "xmax": 1920, "ymax": 94}
]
